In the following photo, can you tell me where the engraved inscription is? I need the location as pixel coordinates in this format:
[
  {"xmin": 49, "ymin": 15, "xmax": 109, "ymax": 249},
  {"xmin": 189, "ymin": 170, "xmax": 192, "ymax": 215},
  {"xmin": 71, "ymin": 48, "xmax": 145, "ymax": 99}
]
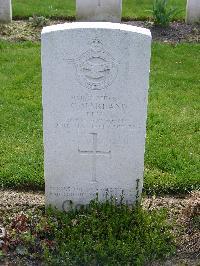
[
  {"xmin": 55, "ymin": 92, "xmax": 135, "ymax": 133},
  {"xmin": 78, "ymin": 133, "xmax": 111, "ymax": 182},
  {"xmin": 56, "ymin": 118, "xmax": 135, "ymax": 131},
  {"xmin": 70, "ymin": 94, "xmax": 128, "ymax": 117},
  {"xmin": 75, "ymin": 39, "xmax": 118, "ymax": 90},
  {"xmin": 48, "ymin": 186, "xmax": 133, "ymax": 200}
]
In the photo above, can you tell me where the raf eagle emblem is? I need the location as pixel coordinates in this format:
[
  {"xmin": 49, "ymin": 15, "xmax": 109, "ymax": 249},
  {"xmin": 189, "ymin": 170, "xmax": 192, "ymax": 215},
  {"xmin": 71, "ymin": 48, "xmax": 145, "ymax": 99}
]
[{"xmin": 71, "ymin": 39, "xmax": 118, "ymax": 90}]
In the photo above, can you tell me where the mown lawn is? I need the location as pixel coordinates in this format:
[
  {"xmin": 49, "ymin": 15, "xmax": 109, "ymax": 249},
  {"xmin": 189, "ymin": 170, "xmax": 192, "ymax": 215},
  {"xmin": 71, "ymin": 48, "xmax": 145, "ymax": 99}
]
[
  {"xmin": 0, "ymin": 41, "xmax": 199, "ymax": 193},
  {"xmin": 12, "ymin": 0, "xmax": 186, "ymax": 20}
]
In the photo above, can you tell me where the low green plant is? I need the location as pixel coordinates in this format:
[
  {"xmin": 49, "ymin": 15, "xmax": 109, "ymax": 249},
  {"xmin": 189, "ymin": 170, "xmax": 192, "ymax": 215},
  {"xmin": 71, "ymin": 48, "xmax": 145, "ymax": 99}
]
[
  {"xmin": 42, "ymin": 199, "xmax": 175, "ymax": 265},
  {"xmin": 152, "ymin": 0, "xmax": 179, "ymax": 26},
  {"xmin": 0, "ymin": 250, "xmax": 5, "ymax": 262},
  {"xmin": 3, "ymin": 200, "xmax": 175, "ymax": 265},
  {"xmin": 29, "ymin": 15, "xmax": 49, "ymax": 27}
]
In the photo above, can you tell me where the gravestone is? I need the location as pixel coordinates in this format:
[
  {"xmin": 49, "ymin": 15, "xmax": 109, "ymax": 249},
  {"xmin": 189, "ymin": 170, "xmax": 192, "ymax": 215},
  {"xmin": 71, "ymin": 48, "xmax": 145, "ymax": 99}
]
[
  {"xmin": 0, "ymin": 0, "xmax": 12, "ymax": 23},
  {"xmin": 76, "ymin": 0, "xmax": 122, "ymax": 22},
  {"xmin": 186, "ymin": 0, "xmax": 200, "ymax": 24},
  {"xmin": 42, "ymin": 22, "xmax": 151, "ymax": 211}
]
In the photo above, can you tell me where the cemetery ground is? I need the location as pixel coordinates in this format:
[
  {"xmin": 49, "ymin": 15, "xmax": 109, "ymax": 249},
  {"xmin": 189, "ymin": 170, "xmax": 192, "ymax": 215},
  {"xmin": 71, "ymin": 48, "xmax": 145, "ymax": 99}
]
[
  {"xmin": 12, "ymin": 0, "xmax": 186, "ymax": 21},
  {"xmin": 1, "ymin": 33, "xmax": 199, "ymax": 265},
  {"xmin": 1, "ymin": 40, "xmax": 199, "ymax": 194},
  {"xmin": 0, "ymin": 8, "xmax": 200, "ymax": 266}
]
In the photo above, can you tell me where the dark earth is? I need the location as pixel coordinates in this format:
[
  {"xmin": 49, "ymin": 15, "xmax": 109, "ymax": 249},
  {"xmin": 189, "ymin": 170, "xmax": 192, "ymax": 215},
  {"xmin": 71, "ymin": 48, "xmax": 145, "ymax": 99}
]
[{"xmin": 0, "ymin": 19, "xmax": 200, "ymax": 43}]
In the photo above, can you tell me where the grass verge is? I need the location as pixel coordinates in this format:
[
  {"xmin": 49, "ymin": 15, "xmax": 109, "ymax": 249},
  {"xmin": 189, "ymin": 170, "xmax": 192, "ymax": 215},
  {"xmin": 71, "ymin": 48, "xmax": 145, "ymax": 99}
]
[
  {"xmin": 12, "ymin": 0, "xmax": 186, "ymax": 20},
  {"xmin": 0, "ymin": 41, "xmax": 199, "ymax": 193}
]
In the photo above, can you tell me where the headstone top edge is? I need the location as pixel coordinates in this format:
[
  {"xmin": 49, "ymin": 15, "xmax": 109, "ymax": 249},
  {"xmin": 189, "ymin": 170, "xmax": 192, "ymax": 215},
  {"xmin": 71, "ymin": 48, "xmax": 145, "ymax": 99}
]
[{"xmin": 41, "ymin": 22, "xmax": 151, "ymax": 38}]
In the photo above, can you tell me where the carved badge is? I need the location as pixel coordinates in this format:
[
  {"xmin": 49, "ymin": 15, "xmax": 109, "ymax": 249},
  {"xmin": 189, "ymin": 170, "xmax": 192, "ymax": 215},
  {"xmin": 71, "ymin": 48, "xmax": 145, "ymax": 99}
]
[{"xmin": 74, "ymin": 39, "xmax": 118, "ymax": 90}]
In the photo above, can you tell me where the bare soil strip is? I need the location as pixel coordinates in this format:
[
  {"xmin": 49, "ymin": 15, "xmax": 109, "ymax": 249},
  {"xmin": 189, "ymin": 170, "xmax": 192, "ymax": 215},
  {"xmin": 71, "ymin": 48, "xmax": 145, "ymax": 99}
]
[{"xmin": 0, "ymin": 20, "xmax": 199, "ymax": 43}]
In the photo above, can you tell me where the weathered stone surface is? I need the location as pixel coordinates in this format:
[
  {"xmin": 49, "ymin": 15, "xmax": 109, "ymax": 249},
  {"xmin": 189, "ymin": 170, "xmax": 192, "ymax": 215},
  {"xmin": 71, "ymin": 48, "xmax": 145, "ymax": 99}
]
[
  {"xmin": 0, "ymin": 0, "xmax": 12, "ymax": 23},
  {"xmin": 186, "ymin": 0, "xmax": 200, "ymax": 24},
  {"xmin": 76, "ymin": 0, "xmax": 122, "ymax": 22},
  {"xmin": 42, "ymin": 22, "xmax": 151, "ymax": 211}
]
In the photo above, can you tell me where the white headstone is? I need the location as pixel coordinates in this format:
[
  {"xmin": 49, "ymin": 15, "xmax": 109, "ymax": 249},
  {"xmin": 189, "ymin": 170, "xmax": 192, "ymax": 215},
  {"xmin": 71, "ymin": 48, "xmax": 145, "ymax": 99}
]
[
  {"xmin": 76, "ymin": 0, "xmax": 122, "ymax": 22},
  {"xmin": 0, "ymin": 0, "xmax": 12, "ymax": 23},
  {"xmin": 42, "ymin": 22, "xmax": 151, "ymax": 211},
  {"xmin": 186, "ymin": 0, "xmax": 200, "ymax": 24}
]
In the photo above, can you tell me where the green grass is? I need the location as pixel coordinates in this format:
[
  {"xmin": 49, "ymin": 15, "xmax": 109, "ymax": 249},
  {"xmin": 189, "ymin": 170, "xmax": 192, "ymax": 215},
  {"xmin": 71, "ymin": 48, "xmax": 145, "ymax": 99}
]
[
  {"xmin": 12, "ymin": 0, "xmax": 186, "ymax": 20},
  {"xmin": 146, "ymin": 43, "xmax": 200, "ymax": 194},
  {"xmin": 0, "ymin": 41, "xmax": 43, "ymax": 189},
  {"xmin": 0, "ymin": 41, "xmax": 199, "ymax": 193}
]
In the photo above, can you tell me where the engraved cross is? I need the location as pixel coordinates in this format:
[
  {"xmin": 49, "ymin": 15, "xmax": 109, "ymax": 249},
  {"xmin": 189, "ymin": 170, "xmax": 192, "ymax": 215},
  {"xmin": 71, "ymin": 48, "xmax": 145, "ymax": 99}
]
[{"xmin": 78, "ymin": 133, "xmax": 111, "ymax": 183}]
